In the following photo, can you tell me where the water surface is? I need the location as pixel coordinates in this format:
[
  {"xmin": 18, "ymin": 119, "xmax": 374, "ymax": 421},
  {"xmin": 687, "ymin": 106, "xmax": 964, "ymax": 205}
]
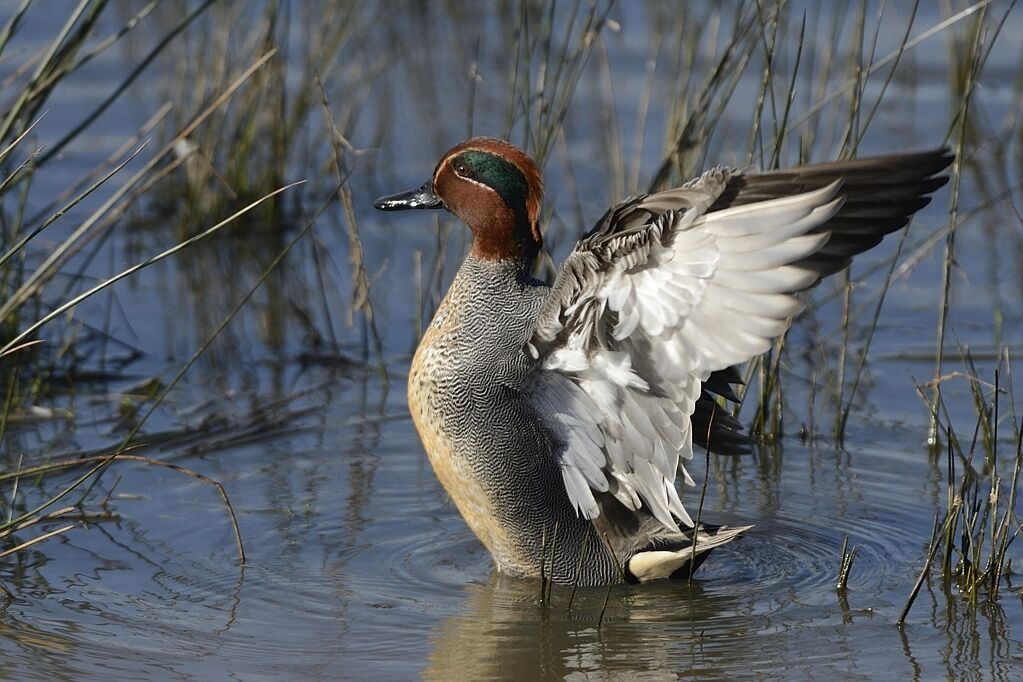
[{"xmin": 1, "ymin": 2, "xmax": 1022, "ymax": 679}]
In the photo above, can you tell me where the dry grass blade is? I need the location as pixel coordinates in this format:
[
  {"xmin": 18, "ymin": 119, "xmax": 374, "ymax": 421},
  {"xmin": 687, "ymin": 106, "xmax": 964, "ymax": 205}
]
[
  {"xmin": 0, "ymin": 142, "xmax": 149, "ymax": 270},
  {"xmin": 63, "ymin": 168, "xmax": 348, "ymax": 552},
  {"xmin": 0, "ymin": 523, "xmax": 76, "ymax": 560},
  {"xmin": 836, "ymin": 225, "xmax": 912, "ymax": 440},
  {"xmin": 0, "ymin": 180, "xmax": 304, "ymax": 357},
  {"xmin": 688, "ymin": 408, "xmax": 717, "ymax": 585},
  {"xmin": 2, "ymin": 506, "xmax": 75, "ymax": 537},
  {"xmin": 786, "ymin": 0, "xmax": 996, "ymax": 134},
  {"xmin": 0, "ymin": 0, "xmax": 90, "ymax": 143},
  {"xmin": 907, "ymin": 353, "xmax": 1022, "ymax": 609},
  {"xmin": 0, "ymin": 0, "xmax": 32, "ymax": 53},
  {"xmin": 0, "ymin": 178, "xmax": 307, "ymax": 550},
  {"xmin": 0, "ymin": 48, "xmax": 279, "ymax": 322},
  {"xmin": 0, "ymin": 144, "xmax": 40, "ymax": 196},
  {"xmin": 836, "ymin": 535, "xmax": 858, "ymax": 591},
  {"xmin": 851, "ymin": 0, "xmax": 921, "ymax": 150},
  {"xmin": 0, "ymin": 454, "xmax": 245, "ymax": 562},
  {"xmin": 566, "ymin": 531, "xmax": 590, "ymax": 612},
  {"xmin": 112, "ymin": 456, "xmax": 245, "ymax": 563},
  {"xmin": 316, "ymin": 78, "xmax": 385, "ymax": 370},
  {"xmin": 0, "ymin": 111, "xmax": 45, "ymax": 164},
  {"xmin": 38, "ymin": 0, "xmax": 215, "ymax": 166},
  {"xmin": 898, "ymin": 512, "xmax": 948, "ymax": 626},
  {"xmin": 647, "ymin": 5, "xmax": 759, "ymax": 191},
  {"xmin": 0, "ymin": 340, "xmax": 43, "ymax": 357},
  {"xmin": 507, "ymin": 0, "xmax": 614, "ymax": 170},
  {"xmin": 598, "ymin": 531, "xmax": 626, "ymax": 627},
  {"xmin": 930, "ymin": 6, "xmax": 985, "ymax": 446}
]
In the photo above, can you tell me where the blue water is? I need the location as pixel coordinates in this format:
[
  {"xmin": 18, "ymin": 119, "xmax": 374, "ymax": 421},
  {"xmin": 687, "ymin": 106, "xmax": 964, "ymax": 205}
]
[{"xmin": 1, "ymin": 2, "xmax": 1022, "ymax": 679}]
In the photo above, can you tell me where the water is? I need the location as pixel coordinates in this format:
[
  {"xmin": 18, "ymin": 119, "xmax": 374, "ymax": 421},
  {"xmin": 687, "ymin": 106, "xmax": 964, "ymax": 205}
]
[{"xmin": 2, "ymin": 2, "xmax": 1023, "ymax": 679}]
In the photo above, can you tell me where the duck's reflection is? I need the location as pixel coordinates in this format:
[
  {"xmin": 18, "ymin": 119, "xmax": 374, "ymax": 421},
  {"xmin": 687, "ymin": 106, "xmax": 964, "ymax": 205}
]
[{"xmin": 424, "ymin": 572, "xmax": 742, "ymax": 680}]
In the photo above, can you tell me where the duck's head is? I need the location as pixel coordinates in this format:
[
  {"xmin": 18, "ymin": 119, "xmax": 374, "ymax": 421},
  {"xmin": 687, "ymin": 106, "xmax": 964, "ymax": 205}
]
[{"xmin": 375, "ymin": 137, "xmax": 544, "ymax": 261}]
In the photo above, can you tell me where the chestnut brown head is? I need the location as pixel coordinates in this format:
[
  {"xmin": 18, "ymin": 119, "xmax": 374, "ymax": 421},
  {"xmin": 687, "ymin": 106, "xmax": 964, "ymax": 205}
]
[{"xmin": 375, "ymin": 137, "xmax": 544, "ymax": 261}]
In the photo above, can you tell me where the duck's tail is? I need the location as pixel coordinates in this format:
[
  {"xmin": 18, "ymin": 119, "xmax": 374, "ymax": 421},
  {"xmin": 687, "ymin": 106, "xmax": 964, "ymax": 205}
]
[{"xmin": 625, "ymin": 524, "xmax": 753, "ymax": 583}]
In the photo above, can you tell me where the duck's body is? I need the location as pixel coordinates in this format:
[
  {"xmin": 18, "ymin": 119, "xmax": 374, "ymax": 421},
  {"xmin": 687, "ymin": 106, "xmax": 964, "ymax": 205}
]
[
  {"xmin": 407, "ymin": 256, "xmax": 612, "ymax": 582},
  {"xmin": 378, "ymin": 137, "xmax": 952, "ymax": 585},
  {"xmin": 408, "ymin": 255, "xmax": 742, "ymax": 584}
]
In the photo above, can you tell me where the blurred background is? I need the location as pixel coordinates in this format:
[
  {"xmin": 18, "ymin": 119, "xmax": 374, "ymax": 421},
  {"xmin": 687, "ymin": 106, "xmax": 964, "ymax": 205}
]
[{"xmin": 0, "ymin": 1, "xmax": 1021, "ymax": 678}]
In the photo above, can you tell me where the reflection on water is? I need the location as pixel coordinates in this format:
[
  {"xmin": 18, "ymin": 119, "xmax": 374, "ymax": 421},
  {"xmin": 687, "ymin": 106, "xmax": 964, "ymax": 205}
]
[
  {"xmin": 1, "ymin": 1, "xmax": 1022, "ymax": 679},
  {"xmin": 2, "ymin": 368, "xmax": 1022, "ymax": 680},
  {"xmin": 426, "ymin": 574, "xmax": 757, "ymax": 681}
]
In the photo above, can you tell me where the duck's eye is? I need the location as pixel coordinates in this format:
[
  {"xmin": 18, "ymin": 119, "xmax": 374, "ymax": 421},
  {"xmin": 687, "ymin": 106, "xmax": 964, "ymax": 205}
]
[{"xmin": 454, "ymin": 161, "xmax": 469, "ymax": 176}]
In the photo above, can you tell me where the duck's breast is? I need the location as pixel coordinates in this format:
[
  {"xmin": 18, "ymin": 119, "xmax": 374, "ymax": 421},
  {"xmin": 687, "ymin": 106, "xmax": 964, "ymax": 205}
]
[{"xmin": 406, "ymin": 264, "xmax": 565, "ymax": 575}]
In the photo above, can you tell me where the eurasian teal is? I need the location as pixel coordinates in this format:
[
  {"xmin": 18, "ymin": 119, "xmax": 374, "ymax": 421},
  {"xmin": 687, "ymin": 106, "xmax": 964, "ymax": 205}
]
[{"xmin": 375, "ymin": 137, "xmax": 952, "ymax": 585}]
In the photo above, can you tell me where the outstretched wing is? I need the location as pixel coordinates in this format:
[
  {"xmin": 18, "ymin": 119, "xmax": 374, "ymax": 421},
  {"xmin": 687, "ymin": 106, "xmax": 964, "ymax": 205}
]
[{"xmin": 526, "ymin": 150, "xmax": 952, "ymax": 532}]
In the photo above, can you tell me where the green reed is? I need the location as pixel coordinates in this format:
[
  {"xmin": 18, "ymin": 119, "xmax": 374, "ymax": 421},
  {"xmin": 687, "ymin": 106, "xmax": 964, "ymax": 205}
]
[
  {"xmin": 0, "ymin": 0, "xmax": 1018, "ymax": 616},
  {"xmin": 900, "ymin": 353, "xmax": 1023, "ymax": 624},
  {"xmin": 490, "ymin": 0, "xmax": 1021, "ymax": 618},
  {"xmin": 0, "ymin": 1, "xmax": 318, "ymax": 576}
]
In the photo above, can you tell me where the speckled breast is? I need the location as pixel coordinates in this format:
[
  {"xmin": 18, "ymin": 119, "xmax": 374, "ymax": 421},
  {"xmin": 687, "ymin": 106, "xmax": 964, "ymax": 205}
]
[
  {"xmin": 406, "ymin": 262, "xmax": 537, "ymax": 575},
  {"xmin": 408, "ymin": 310, "xmax": 526, "ymax": 573}
]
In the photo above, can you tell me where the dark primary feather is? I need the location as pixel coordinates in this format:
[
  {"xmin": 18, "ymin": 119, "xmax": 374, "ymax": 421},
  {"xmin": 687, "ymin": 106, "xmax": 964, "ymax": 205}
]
[
  {"xmin": 694, "ymin": 149, "xmax": 953, "ymax": 454},
  {"xmin": 710, "ymin": 148, "xmax": 954, "ymax": 276},
  {"xmin": 692, "ymin": 365, "xmax": 749, "ymax": 454}
]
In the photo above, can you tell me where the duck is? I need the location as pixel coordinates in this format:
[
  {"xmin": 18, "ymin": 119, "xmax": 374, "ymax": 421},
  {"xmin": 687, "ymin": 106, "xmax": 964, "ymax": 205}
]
[{"xmin": 375, "ymin": 137, "xmax": 952, "ymax": 586}]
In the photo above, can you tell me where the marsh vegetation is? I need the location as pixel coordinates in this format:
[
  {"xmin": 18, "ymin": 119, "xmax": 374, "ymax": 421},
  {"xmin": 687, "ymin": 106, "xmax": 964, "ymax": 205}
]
[{"xmin": 0, "ymin": 1, "xmax": 1021, "ymax": 678}]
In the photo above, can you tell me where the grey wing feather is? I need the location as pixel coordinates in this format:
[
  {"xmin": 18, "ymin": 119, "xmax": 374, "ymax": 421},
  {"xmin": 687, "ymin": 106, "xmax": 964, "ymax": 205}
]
[{"xmin": 527, "ymin": 151, "xmax": 952, "ymax": 531}]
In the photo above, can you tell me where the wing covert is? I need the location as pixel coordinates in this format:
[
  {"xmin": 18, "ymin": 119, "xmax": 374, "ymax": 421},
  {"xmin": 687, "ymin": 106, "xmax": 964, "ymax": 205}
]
[
  {"xmin": 528, "ymin": 149, "xmax": 950, "ymax": 532},
  {"xmin": 527, "ymin": 169, "xmax": 844, "ymax": 531}
]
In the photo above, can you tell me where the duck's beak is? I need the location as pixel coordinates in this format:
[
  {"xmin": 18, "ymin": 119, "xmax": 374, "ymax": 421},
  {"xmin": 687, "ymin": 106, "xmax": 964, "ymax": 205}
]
[{"xmin": 373, "ymin": 182, "xmax": 443, "ymax": 211}]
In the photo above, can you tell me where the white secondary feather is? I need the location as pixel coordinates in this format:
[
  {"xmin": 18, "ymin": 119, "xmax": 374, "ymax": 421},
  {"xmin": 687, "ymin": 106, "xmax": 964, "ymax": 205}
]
[{"xmin": 528, "ymin": 167, "xmax": 848, "ymax": 532}]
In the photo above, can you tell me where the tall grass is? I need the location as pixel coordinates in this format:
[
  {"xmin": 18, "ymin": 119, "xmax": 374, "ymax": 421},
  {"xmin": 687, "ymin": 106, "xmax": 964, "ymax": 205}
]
[
  {"xmin": 0, "ymin": 0, "xmax": 1018, "ymax": 624},
  {"xmin": 134, "ymin": 1, "xmax": 391, "ymax": 367},
  {"xmin": 900, "ymin": 353, "xmax": 1021, "ymax": 624},
  {"xmin": 0, "ymin": 2, "xmax": 321, "ymax": 578},
  {"xmin": 500, "ymin": 0, "xmax": 994, "ymax": 447},
  {"xmin": 491, "ymin": 0, "xmax": 1020, "ymax": 612}
]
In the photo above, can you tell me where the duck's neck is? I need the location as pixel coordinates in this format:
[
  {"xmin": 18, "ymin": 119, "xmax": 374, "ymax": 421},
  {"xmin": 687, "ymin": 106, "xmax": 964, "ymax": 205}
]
[
  {"xmin": 455, "ymin": 190, "xmax": 540, "ymax": 262},
  {"xmin": 453, "ymin": 253, "xmax": 537, "ymax": 293},
  {"xmin": 468, "ymin": 217, "xmax": 541, "ymax": 262}
]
